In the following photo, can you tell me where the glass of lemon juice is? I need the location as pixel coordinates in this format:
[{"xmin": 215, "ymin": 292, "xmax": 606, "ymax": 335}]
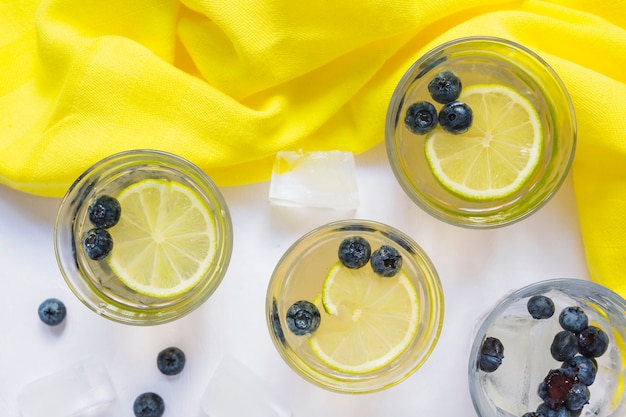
[
  {"xmin": 386, "ymin": 37, "xmax": 576, "ymax": 228},
  {"xmin": 266, "ymin": 219, "xmax": 444, "ymax": 393},
  {"xmin": 54, "ymin": 150, "xmax": 233, "ymax": 325}
]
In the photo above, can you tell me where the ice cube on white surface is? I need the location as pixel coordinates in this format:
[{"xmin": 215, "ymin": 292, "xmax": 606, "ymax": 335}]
[
  {"xmin": 17, "ymin": 356, "xmax": 115, "ymax": 417},
  {"xmin": 200, "ymin": 355, "xmax": 290, "ymax": 417},
  {"xmin": 269, "ymin": 150, "xmax": 359, "ymax": 209}
]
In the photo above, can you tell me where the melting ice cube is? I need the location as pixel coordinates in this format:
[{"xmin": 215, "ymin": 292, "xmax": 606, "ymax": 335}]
[
  {"xmin": 17, "ymin": 356, "xmax": 115, "ymax": 417},
  {"xmin": 269, "ymin": 150, "xmax": 359, "ymax": 209},
  {"xmin": 200, "ymin": 355, "xmax": 290, "ymax": 417}
]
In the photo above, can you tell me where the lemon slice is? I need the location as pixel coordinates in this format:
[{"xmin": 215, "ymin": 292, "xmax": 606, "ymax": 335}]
[
  {"xmin": 107, "ymin": 179, "xmax": 217, "ymax": 298},
  {"xmin": 425, "ymin": 84, "xmax": 543, "ymax": 201},
  {"xmin": 309, "ymin": 261, "xmax": 419, "ymax": 373}
]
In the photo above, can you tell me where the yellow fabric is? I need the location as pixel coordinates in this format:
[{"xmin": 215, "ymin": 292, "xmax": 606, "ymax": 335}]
[{"xmin": 1, "ymin": 0, "xmax": 626, "ymax": 294}]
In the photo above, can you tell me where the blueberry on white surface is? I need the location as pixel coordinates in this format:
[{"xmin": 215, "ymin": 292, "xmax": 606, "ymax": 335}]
[
  {"xmin": 82, "ymin": 228, "xmax": 113, "ymax": 260},
  {"xmin": 404, "ymin": 101, "xmax": 438, "ymax": 135},
  {"xmin": 577, "ymin": 325, "xmax": 609, "ymax": 358},
  {"xmin": 438, "ymin": 101, "xmax": 473, "ymax": 134},
  {"xmin": 550, "ymin": 330, "xmax": 579, "ymax": 361},
  {"xmin": 338, "ymin": 236, "xmax": 371, "ymax": 269},
  {"xmin": 38, "ymin": 298, "xmax": 67, "ymax": 326},
  {"xmin": 88, "ymin": 195, "xmax": 121, "ymax": 229},
  {"xmin": 370, "ymin": 245, "xmax": 402, "ymax": 277},
  {"xmin": 558, "ymin": 306, "xmax": 589, "ymax": 333},
  {"xmin": 157, "ymin": 347, "xmax": 186, "ymax": 376},
  {"xmin": 427, "ymin": 70, "xmax": 462, "ymax": 104},
  {"xmin": 286, "ymin": 300, "xmax": 320, "ymax": 336},
  {"xmin": 133, "ymin": 392, "xmax": 165, "ymax": 417},
  {"xmin": 478, "ymin": 336, "xmax": 504, "ymax": 372},
  {"xmin": 527, "ymin": 295, "xmax": 555, "ymax": 319}
]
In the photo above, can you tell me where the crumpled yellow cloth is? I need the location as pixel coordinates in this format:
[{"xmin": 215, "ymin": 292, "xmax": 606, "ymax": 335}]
[{"xmin": 1, "ymin": 0, "xmax": 626, "ymax": 294}]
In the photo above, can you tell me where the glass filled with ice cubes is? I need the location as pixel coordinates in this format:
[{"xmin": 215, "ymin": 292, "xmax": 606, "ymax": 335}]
[{"xmin": 468, "ymin": 279, "xmax": 626, "ymax": 417}]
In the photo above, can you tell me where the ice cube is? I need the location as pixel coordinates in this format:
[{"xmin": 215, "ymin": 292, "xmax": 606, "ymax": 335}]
[
  {"xmin": 200, "ymin": 355, "xmax": 290, "ymax": 417},
  {"xmin": 269, "ymin": 150, "xmax": 359, "ymax": 209},
  {"xmin": 17, "ymin": 356, "xmax": 115, "ymax": 417}
]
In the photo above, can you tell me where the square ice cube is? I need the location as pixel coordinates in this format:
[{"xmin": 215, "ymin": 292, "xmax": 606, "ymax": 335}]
[
  {"xmin": 17, "ymin": 356, "xmax": 115, "ymax": 417},
  {"xmin": 200, "ymin": 355, "xmax": 290, "ymax": 417},
  {"xmin": 269, "ymin": 150, "xmax": 359, "ymax": 209}
]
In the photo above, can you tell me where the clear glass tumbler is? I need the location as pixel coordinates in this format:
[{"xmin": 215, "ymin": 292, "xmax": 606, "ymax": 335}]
[
  {"xmin": 266, "ymin": 219, "xmax": 444, "ymax": 393},
  {"xmin": 54, "ymin": 150, "xmax": 233, "ymax": 325},
  {"xmin": 469, "ymin": 279, "xmax": 626, "ymax": 416},
  {"xmin": 386, "ymin": 37, "xmax": 576, "ymax": 228}
]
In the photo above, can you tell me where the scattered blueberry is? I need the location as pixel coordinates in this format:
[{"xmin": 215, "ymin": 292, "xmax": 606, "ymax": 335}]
[
  {"xmin": 427, "ymin": 70, "xmax": 462, "ymax": 104},
  {"xmin": 286, "ymin": 300, "xmax": 320, "ymax": 336},
  {"xmin": 133, "ymin": 392, "xmax": 165, "ymax": 417},
  {"xmin": 561, "ymin": 355, "xmax": 597, "ymax": 386},
  {"xmin": 88, "ymin": 195, "xmax": 121, "ymax": 229},
  {"xmin": 577, "ymin": 325, "xmax": 609, "ymax": 358},
  {"xmin": 521, "ymin": 412, "xmax": 539, "ymax": 417},
  {"xmin": 38, "ymin": 298, "xmax": 67, "ymax": 326},
  {"xmin": 527, "ymin": 295, "xmax": 555, "ymax": 319},
  {"xmin": 82, "ymin": 228, "xmax": 113, "ymax": 260},
  {"xmin": 538, "ymin": 368, "xmax": 576, "ymax": 409},
  {"xmin": 565, "ymin": 383, "xmax": 590, "ymax": 411},
  {"xmin": 559, "ymin": 306, "xmax": 589, "ymax": 333},
  {"xmin": 438, "ymin": 101, "xmax": 473, "ymax": 134},
  {"xmin": 478, "ymin": 336, "xmax": 504, "ymax": 372},
  {"xmin": 338, "ymin": 236, "xmax": 371, "ymax": 269},
  {"xmin": 370, "ymin": 245, "xmax": 402, "ymax": 277},
  {"xmin": 404, "ymin": 101, "xmax": 438, "ymax": 135},
  {"xmin": 157, "ymin": 346, "xmax": 186, "ymax": 376},
  {"xmin": 551, "ymin": 330, "xmax": 579, "ymax": 361}
]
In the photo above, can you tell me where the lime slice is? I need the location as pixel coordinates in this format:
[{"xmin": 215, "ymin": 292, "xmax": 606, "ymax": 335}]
[
  {"xmin": 107, "ymin": 179, "xmax": 217, "ymax": 298},
  {"xmin": 309, "ymin": 261, "xmax": 419, "ymax": 373},
  {"xmin": 425, "ymin": 84, "xmax": 543, "ymax": 201}
]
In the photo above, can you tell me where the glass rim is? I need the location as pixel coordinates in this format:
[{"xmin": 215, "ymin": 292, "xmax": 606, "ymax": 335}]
[
  {"xmin": 265, "ymin": 218, "xmax": 445, "ymax": 393},
  {"xmin": 468, "ymin": 278, "xmax": 626, "ymax": 416},
  {"xmin": 54, "ymin": 149, "xmax": 233, "ymax": 325},
  {"xmin": 385, "ymin": 36, "xmax": 577, "ymax": 229}
]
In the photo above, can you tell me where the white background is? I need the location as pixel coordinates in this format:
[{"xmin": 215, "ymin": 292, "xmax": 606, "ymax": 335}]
[{"xmin": 0, "ymin": 142, "xmax": 590, "ymax": 416}]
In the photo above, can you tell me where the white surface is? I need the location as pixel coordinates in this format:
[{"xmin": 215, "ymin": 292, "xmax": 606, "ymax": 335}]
[{"xmin": 0, "ymin": 142, "xmax": 590, "ymax": 417}]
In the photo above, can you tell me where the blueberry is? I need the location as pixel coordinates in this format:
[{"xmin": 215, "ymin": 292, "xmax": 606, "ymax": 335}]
[
  {"xmin": 478, "ymin": 336, "xmax": 504, "ymax": 372},
  {"xmin": 536, "ymin": 403, "xmax": 570, "ymax": 417},
  {"xmin": 404, "ymin": 101, "xmax": 438, "ymax": 135},
  {"xmin": 157, "ymin": 347, "xmax": 186, "ymax": 376},
  {"xmin": 538, "ymin": 368, "xmax": 576, "ymax": 409},
  {"xmin": 338, "ymin": 236, "xmax": 371, "ymax": 269},
  {"xmin": 427, "ymin": 70, "xmax": 462, "ymax": 104},
  {"xmin": 271, "ymin": 298, "xmax": 286, "ymax": 345},
  {"xmin": 438, "ymin": 101, "xmax": 473, "ymax": 134},
  {"xmin": 522, "ymin": 413, "xmax": 540, "ymax": 417},
  {"xmin": 527, "ymin": 295, "xmax": 555, "ymax": 319},
  {"xmin": 133, "ymin": 392, "xmax": 165, "ymax": 417},
  {"xmin": 88, "ymin": 195, "xmax": 121, "ymax": 228},
  {"xmin": 565, "ymin": 383, "xmax": 590, "ymax": 411},
  {"xmin": 38, "ymin": 298, "xmax": 67, "ymax": 326},
  {"xmin": 561, "ymin": 355, "xmax": 597, "ymax": 386},
  {"xmin": 577, "ymin": 325, "xmax": 609, "ymax": 358},
  {"xmin": 559, "ymin": 306, "xmax": 589, "ymax": 333},
  {"xmin": 82, "ymin": 228, "xmax": 113, "ymax": 260},
  {"xmin": 370, "ymin": 245, "xmax": 402, "ymax": 277},
  {"xmin": 286, "ymin": 300, "xmax": 320, "ymax": 336},
  {"xmin": 551, "ymin": 330, "xmax": 579, "ymax": 361}
]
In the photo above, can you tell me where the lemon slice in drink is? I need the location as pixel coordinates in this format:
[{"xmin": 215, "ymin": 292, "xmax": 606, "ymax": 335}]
[
  {"xmin": 107, "ymin": 179, "xmax": 217, "ymax": 298},
  {"xmin": 425, "ymin": 84, "xmax": 543, "ymax": 201},
  {"xmin": 309, "ymin": 261, "xmax": 419, "ymax": 373}
]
